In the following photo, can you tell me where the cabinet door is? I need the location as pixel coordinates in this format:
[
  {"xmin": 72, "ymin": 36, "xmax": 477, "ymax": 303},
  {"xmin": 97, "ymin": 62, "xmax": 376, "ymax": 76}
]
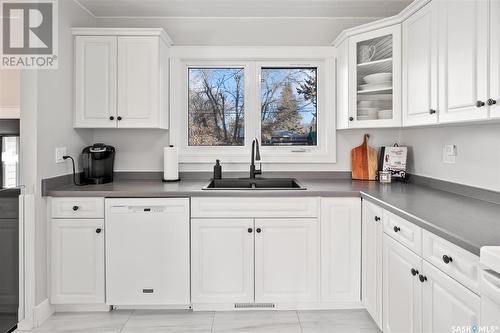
[
  {"xmin": 254, "ymin": 218, "xmax": 319, "ymax": 303},
  {"xmin": 437, "ymin": 0, "xmax": 489, "ymax": 123},
  {"xmin": 320, "ymin": 198, "xmax": 361, "ymax": 303},
  {"xmin": 191, "ymin": 219, "xmax": 254, "ymax": 304},
  {"xmin": 361, "ymin": 200, "xmax": 383, "ymax": 329},
  {"xmin": 402, "ymin": 2, "xmax": 438, "ymax": 126},
  {"xmin": 0, "ymin": 218, "xmax": 18, "ymax": 309},
  {"xmin": 50, "ymin": 219, "xmax": 105, "ymax": 304},
  {"xmin": 383, "ymin": 234, "xmax": 422, "ymax": 333},
  {"xmin": 348, "ymin": 24, "xmax": 402, "ymax": 128},
  {"xmin": 117, "ymin": 36, "xmax": 160, "ymax": 128},
  {"xmin": 422, "ymin": 261, "xmax": 480, "ymax": 332},
  {"xmin": 74, "ymin": 36, "xmax": 117, "ymax": 128},
  {"xmin": 490, "ymin": 0, "xmax": 500, "ymax": 118},
  {"xmin": 336, "ymin": 39, "xmax": 350, "ymax": 130}
]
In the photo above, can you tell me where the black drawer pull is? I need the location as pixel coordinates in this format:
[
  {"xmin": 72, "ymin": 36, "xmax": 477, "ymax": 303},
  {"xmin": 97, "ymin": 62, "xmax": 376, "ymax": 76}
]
[
  {"xmin": 96, "ymin": 228, "xmax": 102, "ymax": 234},
  {"xmin": 476, "ymin": 100, "xmax": 485, "ymax": 107},
  {"xmin": 411, "ymin": 268, "xmax": 419, "ymax": 276},
  {"xmin": 144, "ymin": 208, "xmax": 151, "ymax": 212},
  {"xmin": 72, "ymin": 205, "xmax": 79, "ymax": 211},
  {"xmin": 419, "ymin": 274, "xmax": 427, "ymax": 283},
  {"xmin": 442, "ymin": 255, "xmax": 453, "ymax": 264},
  {"xmin": 374, "ymin": 216, "xmax": 381, "ymax": 222},
  {"xmin": 256, "ymin": 228, "xmax": 262, "ymax": 233},
  {"xmin": 248, "ymin": 228, "xmax": 253, "ymax": 233},
  {"xmin": 393, "ymin": 226, "xmax": 401, "ymax": 233},
  {"xmin": 142, "ymin": 289, "xmax": 154, "ymax": 294}
]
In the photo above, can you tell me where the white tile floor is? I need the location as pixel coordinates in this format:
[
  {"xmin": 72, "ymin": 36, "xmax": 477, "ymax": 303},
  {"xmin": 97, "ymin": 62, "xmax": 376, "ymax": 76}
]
[{"xmin": 25, "ymin": 309, "xmax": 381, "ymax": 333}]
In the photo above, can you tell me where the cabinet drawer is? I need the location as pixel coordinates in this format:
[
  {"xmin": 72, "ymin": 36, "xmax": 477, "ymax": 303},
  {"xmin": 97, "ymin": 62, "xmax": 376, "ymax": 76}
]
[
  {"xmin": 191, "ymin": 197, "xmax": 319, "ymax": 218},
  {"xmin": 423, "ymin": 230, "xmax": 479, "ymax": 293},
  {"xmin": 52, "ymin": 197, "xmax": 104, "ymax": 218},
  {"xmin": 383, "ymin": 210, "xmax": 422, "ymax": 255}
]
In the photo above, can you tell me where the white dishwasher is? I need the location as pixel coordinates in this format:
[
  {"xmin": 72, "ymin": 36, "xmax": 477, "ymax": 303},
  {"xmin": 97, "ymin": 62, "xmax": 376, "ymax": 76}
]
[
  {"xmin": 480, "ymin": 247, "xmax": 500, "ymax": 327},
  {"xmin": 105, "ymin": 198, "xmax": 190, "ymax": 306}
]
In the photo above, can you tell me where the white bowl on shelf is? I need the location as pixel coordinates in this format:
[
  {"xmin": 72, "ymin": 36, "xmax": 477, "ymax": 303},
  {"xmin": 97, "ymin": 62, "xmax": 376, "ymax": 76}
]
[
  {"xmin": 359, "ymin": 81, "xmax": 392, "ymax": 91},
  {"xmin": 363, "ymin": 72, "xmax": 392, "ymax": 84},
  {"xmin": 377, "ymin": 109, "xmax": 393, "ymax": 119}
]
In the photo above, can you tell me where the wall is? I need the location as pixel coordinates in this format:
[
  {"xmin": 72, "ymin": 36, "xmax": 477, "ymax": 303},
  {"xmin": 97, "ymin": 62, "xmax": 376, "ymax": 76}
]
[
  {"xmin": 400, "ymin": 123, "xmax": 500, "ymax": 192},
  {"xmin": 0, "ymin": 70, "xmax": 20, "ymax": 118},
  {"xmin": 30, "ymin": 0, "xmax": 96, "ymax": 307},
  {"xmin": 93, "ymin": 128, "xmax": 401, "ymax": 172}
]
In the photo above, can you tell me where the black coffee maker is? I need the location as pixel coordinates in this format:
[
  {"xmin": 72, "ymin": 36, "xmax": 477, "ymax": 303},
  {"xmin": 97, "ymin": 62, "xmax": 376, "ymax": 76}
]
[{"xmin": 82, "ymin": 144, "xmax": 115, "ymax": 184}]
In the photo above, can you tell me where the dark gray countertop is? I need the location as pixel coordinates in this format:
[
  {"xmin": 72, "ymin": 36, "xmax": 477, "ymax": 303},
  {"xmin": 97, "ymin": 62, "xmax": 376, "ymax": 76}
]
[{"xmin": 45, "ymin": 178, "xmax": 500, "ymax": 256}]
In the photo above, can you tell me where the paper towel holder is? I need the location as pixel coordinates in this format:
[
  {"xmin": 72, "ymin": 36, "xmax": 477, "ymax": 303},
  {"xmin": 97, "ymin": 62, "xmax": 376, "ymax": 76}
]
[{"xmin": 162, "ymin": 145, "xmax": 181, "ymax": 183}]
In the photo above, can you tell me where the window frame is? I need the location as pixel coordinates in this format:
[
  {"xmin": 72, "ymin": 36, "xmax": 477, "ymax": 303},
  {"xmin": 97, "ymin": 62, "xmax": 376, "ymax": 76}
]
[{"xmin": 170, "ymin": 51, "xmax": 336, "ymax": 164}]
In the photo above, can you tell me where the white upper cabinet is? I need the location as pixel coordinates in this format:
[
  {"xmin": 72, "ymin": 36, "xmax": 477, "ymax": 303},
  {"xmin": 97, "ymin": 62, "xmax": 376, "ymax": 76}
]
[
  {"xmin": 490, "ymin": 0, "xmax": 500, "ymax": 118},
  {"xmin": 347, "ymin": 25, "xmax": 402, "ymax": 128},
  {"xmin": 437, "ymin": 0, "xmax": 489, "ymax": 123},
  {"xmin": 336, "ymin": 39, "xmax": 350, "ymax": 130},
  {"xmin": 74, "ymin": 36, "xmax": 117, "ymax": 128},
  {"xmin": 73, "ymin": 29, "xmax": 171, "ymax": 129},
  {"xmin": 402, "ymin": 2, "xmax": 438, "ymax": 126}
]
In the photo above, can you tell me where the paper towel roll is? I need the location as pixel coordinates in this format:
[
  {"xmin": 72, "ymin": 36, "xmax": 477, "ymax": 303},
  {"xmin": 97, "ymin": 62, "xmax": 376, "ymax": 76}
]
[{"xmin": 163, "ymin": 145, "xmax": 179, "ymax": 181}]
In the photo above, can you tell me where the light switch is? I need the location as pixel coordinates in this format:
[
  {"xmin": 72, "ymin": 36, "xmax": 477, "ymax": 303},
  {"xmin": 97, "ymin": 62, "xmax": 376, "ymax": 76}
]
[
  {"xmin": 443, "ymin": 144, "xmax": 457, "ymax": 164},
  {"xmin": 55, "ymin": 147, "xmax": 67, "ymax": 164}
]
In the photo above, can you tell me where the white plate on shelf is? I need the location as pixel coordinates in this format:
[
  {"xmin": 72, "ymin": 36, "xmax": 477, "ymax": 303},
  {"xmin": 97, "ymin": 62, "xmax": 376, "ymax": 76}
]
[
  {"xmin": 363, "ymin": 72, "xmax": 392, "ymax": 84},
  {"xmin": 358, "ymin": 81, "xmax": 392, "ymax": 91},
  {"xmin": 377, "ymin": 109, "xmax": 393, "ymax": 119}
]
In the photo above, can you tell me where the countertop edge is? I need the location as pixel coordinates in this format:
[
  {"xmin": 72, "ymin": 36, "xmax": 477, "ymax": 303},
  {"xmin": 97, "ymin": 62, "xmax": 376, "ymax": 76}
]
[{"xmin": 360, "ymin": 192, "xmax": 481, "ymax": 256}]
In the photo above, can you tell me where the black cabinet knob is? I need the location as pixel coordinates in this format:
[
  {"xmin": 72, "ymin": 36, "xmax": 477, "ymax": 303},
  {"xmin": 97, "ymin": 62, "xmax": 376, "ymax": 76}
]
[
  {"xmin": 349, "ymin": 117, "xmax": 354, "ymax": 121},
  {"xmin": 393, "ymin": 226, "xmax": 401, "ymax": 233},
  {"xmin": 429, "ymin": 109, "xmax": 436, "ymax": 114},
  {"xmin": 109, "ymin": 116, "xmax": 115, "ymax": 120},
  {"xmin": 442, "ymin": 255, "xmax": 453, "ymax": 264},
  {"xmin": 411, "ymin": 268, "xmax": 419, "ymax": 276},
  {"xmin": 256, "ymin": 228, "xmax": 262, "ymax": 233},
  {"xmin": 476, "ymin": 100, "xmax": 485, "ymax": 107},
  {"xmin": 96, "ymin": 228, "xmax": 102, "ymax": 234},
  {"xmin": 247, "ymin": 228, "xmax": 253, "ymax": 233},
  {"xmin": 72, "ymin": 205, "xmax": 79, "ymax": 211},
  {"xmin": 419, "ymin": 274, "xmax": 427, "ymax": 283},
  {"xmin": 117, "ymin": 116, "xmax": 122, "ymax": 121},
  {"xmin": 374, "ymin": 216, "xmax": 381, "ymax": 222},
  {"xmin": 487, "ymin": 98, "xmax": 497, "ymax": 106}
]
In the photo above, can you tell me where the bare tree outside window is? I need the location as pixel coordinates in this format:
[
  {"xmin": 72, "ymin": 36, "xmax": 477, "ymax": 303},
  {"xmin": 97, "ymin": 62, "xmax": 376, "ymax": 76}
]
[
  {"xmin": 188, "ymin": 68, "xmax": 245, "ymax": 146},
  {"xmin": 261, "ymin": 68, "xmax": 317, "ymax": 146}
]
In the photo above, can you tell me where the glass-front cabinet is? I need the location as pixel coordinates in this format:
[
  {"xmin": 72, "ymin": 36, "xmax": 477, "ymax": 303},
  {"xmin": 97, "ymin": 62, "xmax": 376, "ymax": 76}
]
[{"xmin": 347, "ymin": 25, "xmax": 401, "ymax": 128}]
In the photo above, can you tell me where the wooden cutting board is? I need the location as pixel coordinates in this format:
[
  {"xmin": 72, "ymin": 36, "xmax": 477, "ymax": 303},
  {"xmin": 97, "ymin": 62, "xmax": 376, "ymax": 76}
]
[{"xmin": 351, "ymin": 134, "xmax": 378, "ymax": 180}]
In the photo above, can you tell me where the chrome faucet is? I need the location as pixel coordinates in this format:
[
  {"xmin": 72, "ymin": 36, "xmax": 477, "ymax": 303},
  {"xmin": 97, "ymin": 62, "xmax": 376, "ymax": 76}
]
[{"xmin": 250, "ymin": 138, "xmax": 262, "ymax": 179}]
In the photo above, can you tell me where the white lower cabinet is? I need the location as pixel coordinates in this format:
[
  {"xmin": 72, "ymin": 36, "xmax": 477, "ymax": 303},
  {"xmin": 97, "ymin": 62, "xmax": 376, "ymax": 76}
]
[
  {"xmin": 362, "ymin": 200, "xmax": 383, "ymax": 329},
  {"xmin": 254, "ymin": 218, "xmax": 319, "ymax": 303},
  {"xmin": 320, "ymin": 198, "xmax": 361, "ymax": 303},
  {"xmin": 191, "ymin": 219, "xmax": 254, "ymax": 304},
  {"xmin": 383, "ymin": 234, "xmax": 422, "ymax": 333},
  {"xmin": 422, "ymin": 261, "xmax": 480, "ymax": 333},
  {"xmin": 50, "ymin": 218, "xmax": 105, "ymax": 304}
]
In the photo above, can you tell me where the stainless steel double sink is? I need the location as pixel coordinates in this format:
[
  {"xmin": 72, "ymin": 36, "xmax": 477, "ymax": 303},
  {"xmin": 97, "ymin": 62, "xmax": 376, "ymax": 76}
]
[{"xmin": 202, "ymin": 178, "xmax": 306, "ymax": 190}]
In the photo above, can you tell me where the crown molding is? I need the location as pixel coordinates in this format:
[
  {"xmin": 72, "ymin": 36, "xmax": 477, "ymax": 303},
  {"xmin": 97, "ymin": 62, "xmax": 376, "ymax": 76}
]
[
  {"xmin": 71, "ymin": 27, "xmax": 174, "ymax": 46},
  {"xmin": 332, "ymin": 0, "xmax": 431, "ymax": 47}
]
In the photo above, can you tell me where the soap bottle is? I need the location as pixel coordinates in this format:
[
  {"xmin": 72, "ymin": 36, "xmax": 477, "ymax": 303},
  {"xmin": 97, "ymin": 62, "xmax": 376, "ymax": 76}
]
[{"xmin": 213, "ymin": 159, "xmax": 222, "ymax": 179}]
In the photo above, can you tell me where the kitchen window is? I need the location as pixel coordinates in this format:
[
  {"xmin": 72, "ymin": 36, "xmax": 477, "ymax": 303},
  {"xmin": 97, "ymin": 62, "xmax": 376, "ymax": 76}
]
[{"xmin": 170, "ymin": 52, "xmax": 335, "ymax": 164}]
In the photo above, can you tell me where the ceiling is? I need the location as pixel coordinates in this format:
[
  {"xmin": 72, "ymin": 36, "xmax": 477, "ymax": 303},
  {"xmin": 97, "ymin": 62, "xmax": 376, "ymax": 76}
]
[{"xmin": 76, "ymin": 0, "xmax": 413, "ymax": 45}]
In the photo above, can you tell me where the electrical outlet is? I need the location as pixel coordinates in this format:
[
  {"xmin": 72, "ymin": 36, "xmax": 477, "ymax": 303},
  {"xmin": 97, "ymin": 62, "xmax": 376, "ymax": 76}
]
[
  {"xmin": 443, "ymin": 144, "xmax": 457, "ymax": 164},
  {"xmin": 55, "ymin": 147, "xmax": 67, "ymax": 164}
]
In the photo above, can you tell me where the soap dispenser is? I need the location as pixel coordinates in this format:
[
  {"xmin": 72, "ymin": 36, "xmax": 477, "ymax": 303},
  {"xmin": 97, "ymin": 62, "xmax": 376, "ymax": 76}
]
[{"xmin": 213, "ymin": 159, "xmax": 222, "ymax": 179}]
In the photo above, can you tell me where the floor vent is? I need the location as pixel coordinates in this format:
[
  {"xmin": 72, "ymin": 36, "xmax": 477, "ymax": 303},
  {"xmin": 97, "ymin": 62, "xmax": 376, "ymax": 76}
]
[{"xmin": 234, "ymin": 303, "xmax": 275, "ymax": 309}]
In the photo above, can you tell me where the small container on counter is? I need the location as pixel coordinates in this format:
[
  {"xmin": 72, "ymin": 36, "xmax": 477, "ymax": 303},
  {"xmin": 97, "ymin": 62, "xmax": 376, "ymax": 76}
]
[
  {"xmin": 379, "ymin": 171, "xmax": 391, "ymax": 183},
  {"xmin": 213, "ymin": 159, "xmax": 222, "ymax": 179}
]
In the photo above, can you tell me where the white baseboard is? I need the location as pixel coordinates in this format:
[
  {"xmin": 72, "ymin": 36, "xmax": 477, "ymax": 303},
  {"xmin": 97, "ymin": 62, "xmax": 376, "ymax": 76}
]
[
  {"xmin": 55, "ymin": 304, "xmax": 112, "ymax": 312},
  {"xmin": 192, "ymin": 301, "xmax": 364, "ymax": 312},
  {"xmin": 113, "ymin": 304, "xmax": 191, "ymax": 310},
  {"xmin": 33, "ymin": 299, "xmax": 54, "ymax": 327}
]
